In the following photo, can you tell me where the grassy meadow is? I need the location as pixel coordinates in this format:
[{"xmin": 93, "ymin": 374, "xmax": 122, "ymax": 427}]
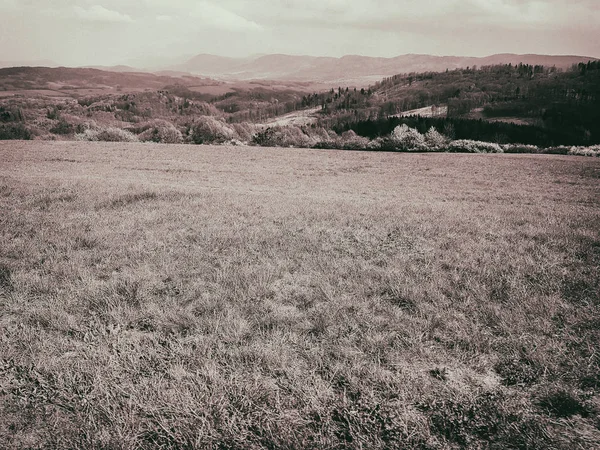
[{"xmin": 1, "ymin": 141, "xmax": 599, "ymax": 449}]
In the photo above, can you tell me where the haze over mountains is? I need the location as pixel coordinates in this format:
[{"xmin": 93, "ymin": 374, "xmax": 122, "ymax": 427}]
[
  {"xmin": 0, "ymin": 59, "xmax": 58, "ymax": 69},
  {"xmin": 1, "ymin": 53, "xmax": 597, "ymax": 86},
  {"xmin": 172, "ymin": 53, "xmax": 598, "ymax": 83}
]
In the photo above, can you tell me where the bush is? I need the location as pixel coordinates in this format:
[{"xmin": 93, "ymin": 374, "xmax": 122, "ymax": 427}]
[
  {"xmin": 252, "ymin": 126, "xmax": 314, "ymax": 148},
  {"xmin": 74, "ymin": 129, "xmax": 97, "ymax": 142},
  {"xmin": 366, "ymin": 137, "xmax": 386, "ymax": 150},
  {"xmin": 277, "ymin": 126, "xmax": 314, "ymax": 147},
  {"xmin": 138, "ymin": 120, "xmax": 183, "ymax": 144},
  {"xmin": 50, "ymin": 119, "xmax": 75, "ymax": 136},
  {"xmin": 0, "ymin": 106, "xmax": 24, "ymax": 122},
  {"xmin": 46, "ymin": 107, "xmax": 60, "ymax": 120},
  {"xmin": 567, "ymin": 145, "xmax": 600, "ymax": 157},
  {"xmin": 231, "ymin": 122, "xmax": 258, "ymax": 143},
  {"xmin": 390, "ymin": 124, "xmax": 426, "ymax": 151},
  {"xmin": 503, "ymin": 143, "xmax": 541, "ymax": 154},
  {"xmin": 306, "ymin": 128, "xmax": 340, "ymax": 149},
  {"xmin": 362, "ymin": 137, "xmax": 400, "ymax": 151},
  {"xmin": 543, "ymin": 146, "xmax": 570, "ymax": 155},
  {"xmin": 308, "ymin": 127, "xmax": 334, "ymax": 141},
  {"xmin": 340, "ymin": 130, "xmax": 370, "ymax": 150},
  {"xmin": 0, "ymin": 123, "xmax": 32, "ymax": 140},
  {"xmin": 188, "ymin": 116, "xmax": 236, "ymax": 144},
  {"xmin": 424, "ymin": 127, "xmax": 448, "ymax": 150},
  {"xmin": 447, "ymin": 139, "xmax": 503, "ymax": 153},
  {"xmin": 251, "ymin": 127, "xmax": 276, "ymax": 146},
  {"xmin": 75, "ymin": 127, "xmax": 139, "ymax": 142},
  {"xmin": 313, "ymin": 140, "xmax": 341, "ymax": 149}
]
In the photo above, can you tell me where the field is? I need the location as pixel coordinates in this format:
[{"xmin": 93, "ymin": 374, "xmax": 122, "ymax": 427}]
[{"xmin": 1, "ymin": 141, "xmax": 599, "ymax": 449}]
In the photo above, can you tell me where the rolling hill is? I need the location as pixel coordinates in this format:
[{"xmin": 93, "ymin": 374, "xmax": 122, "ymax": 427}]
[{"xmin": 0, "ymin": 66, "xmax": 220, "ymax": 95}]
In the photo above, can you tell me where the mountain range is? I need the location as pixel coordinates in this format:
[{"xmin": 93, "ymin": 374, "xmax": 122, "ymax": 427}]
[
  {"xmin": 1, "ymin": 53, "xmax": 597, "ymax": 87},
  {"xmin": 172, "ymin": 53, "xmax": 598, "ymax": 84}
]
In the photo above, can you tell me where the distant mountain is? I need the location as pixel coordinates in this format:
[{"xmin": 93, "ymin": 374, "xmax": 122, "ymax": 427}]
[
  {"xmin": 176, "ymin": 54, "xmax": 247, "ymax": 75},
  {"xmin": 172, "ymin": 53, "xmax": 599, "ymax": 84},
  {"xmin": 81, "ymin": 65, "xmax": 145, "ymax": 73},
  {"xmin": 0, "ymin": 59, "xmax": 58, "ymax": 69}
]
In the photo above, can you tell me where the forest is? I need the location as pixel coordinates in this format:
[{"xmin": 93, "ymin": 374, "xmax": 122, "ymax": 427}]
[{"xmin": 314, "ymin": 61, "xmax": 600, "ymax": 146}]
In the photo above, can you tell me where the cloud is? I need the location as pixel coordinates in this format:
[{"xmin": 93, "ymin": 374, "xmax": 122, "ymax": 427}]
[
  {"xmin": 0, "ymin": 0, "xmax": 18, "ymax": 11},
  {"xmin": 189, "ymin": 1, "xmax": 262, "ymax": 32},
  {"xmin": 1, "ymin": 0, "xmax": 598, "ymax": 66},
  {"xmin": 74, "ymin": 5, "xmax": 134, "ymax": 23},
  {"xmin": 136, "ymin": 0, "xmax": 261, "ymax": 31},
  {"xmin": 222, "ymin": 0, "xmax": 600, "ymax": 32}
]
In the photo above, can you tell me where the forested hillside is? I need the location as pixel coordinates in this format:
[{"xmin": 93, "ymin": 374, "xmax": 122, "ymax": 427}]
[{"xmin": 307, "ymin": 61, "xmax": 600, "ymax": 146}]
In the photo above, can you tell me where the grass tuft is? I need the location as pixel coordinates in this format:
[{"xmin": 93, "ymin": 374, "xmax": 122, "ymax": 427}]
[
  {"xmin": 106, "ymin": 191, "xmax": 159, "ymax": 208},
  {"xmin": 537, "ymin": 388, "xmax": 590, "ymax": 418},
  {"xmin": 495, "ymin": 356, "xmax": 543, "ymax": 386},
  {"xmin": 0, "ymin": 264, "xmax": 13, "ymax": 292}
]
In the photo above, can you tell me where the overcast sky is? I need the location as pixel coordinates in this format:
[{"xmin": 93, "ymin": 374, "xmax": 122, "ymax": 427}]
[{"xmin": 0, "ymin": 0, "xmax": 598, "ymax": 67}]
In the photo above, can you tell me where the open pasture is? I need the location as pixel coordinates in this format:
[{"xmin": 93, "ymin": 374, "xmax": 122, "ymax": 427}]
[{"xmin": 1, "ymin": 141, "xmax": 599, "ymax": 448}]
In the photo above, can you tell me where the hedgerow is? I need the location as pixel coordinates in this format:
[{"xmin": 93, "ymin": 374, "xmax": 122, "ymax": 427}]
[
  {"xmin": 447, "ymin": 139, "xmax": 504, "ymax": 153},
  {"xmin": 75, "ymin": 126, "xmax": 139, "ymax": 142}
]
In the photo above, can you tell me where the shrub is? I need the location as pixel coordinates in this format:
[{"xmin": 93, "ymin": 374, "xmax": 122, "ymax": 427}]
[
  {"xmin": 424, "ymin": 127, "xmax": 448, "ymax": 150},
  {"xmin": 188, "ymin": 116, "xmax": 236, "ymax": 144},
  {"xmin": 366, "ymin": 137, "xmax": 386, "ymax": 150},
  {"xmin": 543, "ymin": 146, "xmax": 570, "ymax": 155},
  {"xmin": 313, "ymin": 140, "xmax": 341, "ymax": 149},
  {"xmin": 252, "ymin": 126, "xmax": 314, "ymax": 148},
  {"xmin": 567, "ymin": 145, "xmax": 600, "ymax": 157},
  {"xmin": 447, "ymin": 139, "xmax": 503, "ymax": 153},
  {"xmin": 277, "ymin": 126, "xmax": 314, "ymax": 147},
  {"xmin": 251, "ymin": 127, "xmax": 276, "ymax": 146},
  {"xmin": 50, "ymin": 119, "xmax": 75, "ymax": 136},
  {"xmin": 390, "ymin": 124, "xmax": 426, "ymax": 151},
  {"xmin": 340, "ymin": 130, "xmax": 370, "ymax": 150},
  {"xmin": 0, "ymin": 123, "xmax": 32, "ymax": 140},
  {"xmin": 231, "ymin": 122, "xmax": 258, "ymax": 143},
  {"xmin": 138, "ymin": 120, "xmax": 183, "ymax": 144},
  {"xmin": 307, "ymin": 128, "xmax": 340, "ymax": 149},
  {"xmin": 46, "ymin": 107, "xmax": 60, "ymax": 120},
  {"xmin": 75, "ymin": 127, "xmax": 139, "ymax": 142},
  {"xmin": 74, "ymin": 129, "xmax": 97, "ymax": 142},
  {"xmin": 503, "ymin": 143, "xmax": 541, "ymax": 154},
  {"xmin": 0, "ymin": 106, "xmax": 24, "ymax": 122},
  {"xmin": 307, "ymin": 127, "xmax": 333, "ymax": 141}
]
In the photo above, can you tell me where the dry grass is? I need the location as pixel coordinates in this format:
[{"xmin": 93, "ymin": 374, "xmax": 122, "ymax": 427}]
[{"xmin": 1, "ymin": 141, "xmax": 599, "ymax": 449}]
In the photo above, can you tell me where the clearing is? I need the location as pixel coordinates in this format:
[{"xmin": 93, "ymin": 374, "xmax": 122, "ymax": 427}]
[
  {"xmin": 396, "ymin": 104, "xmax": 448, "ymax": 118},
  {"xmin": 1, "ymin": 141, "xmax": 599, "ymax": 448},
  {"xmin": 261, "ymin": 106, "xmax": 322, "ymax": 127}
]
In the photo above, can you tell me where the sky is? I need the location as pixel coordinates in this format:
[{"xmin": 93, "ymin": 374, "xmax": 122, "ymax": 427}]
[{"xmin": 0, "ymin": 0, "xmax": 599, "ymax": 67}]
